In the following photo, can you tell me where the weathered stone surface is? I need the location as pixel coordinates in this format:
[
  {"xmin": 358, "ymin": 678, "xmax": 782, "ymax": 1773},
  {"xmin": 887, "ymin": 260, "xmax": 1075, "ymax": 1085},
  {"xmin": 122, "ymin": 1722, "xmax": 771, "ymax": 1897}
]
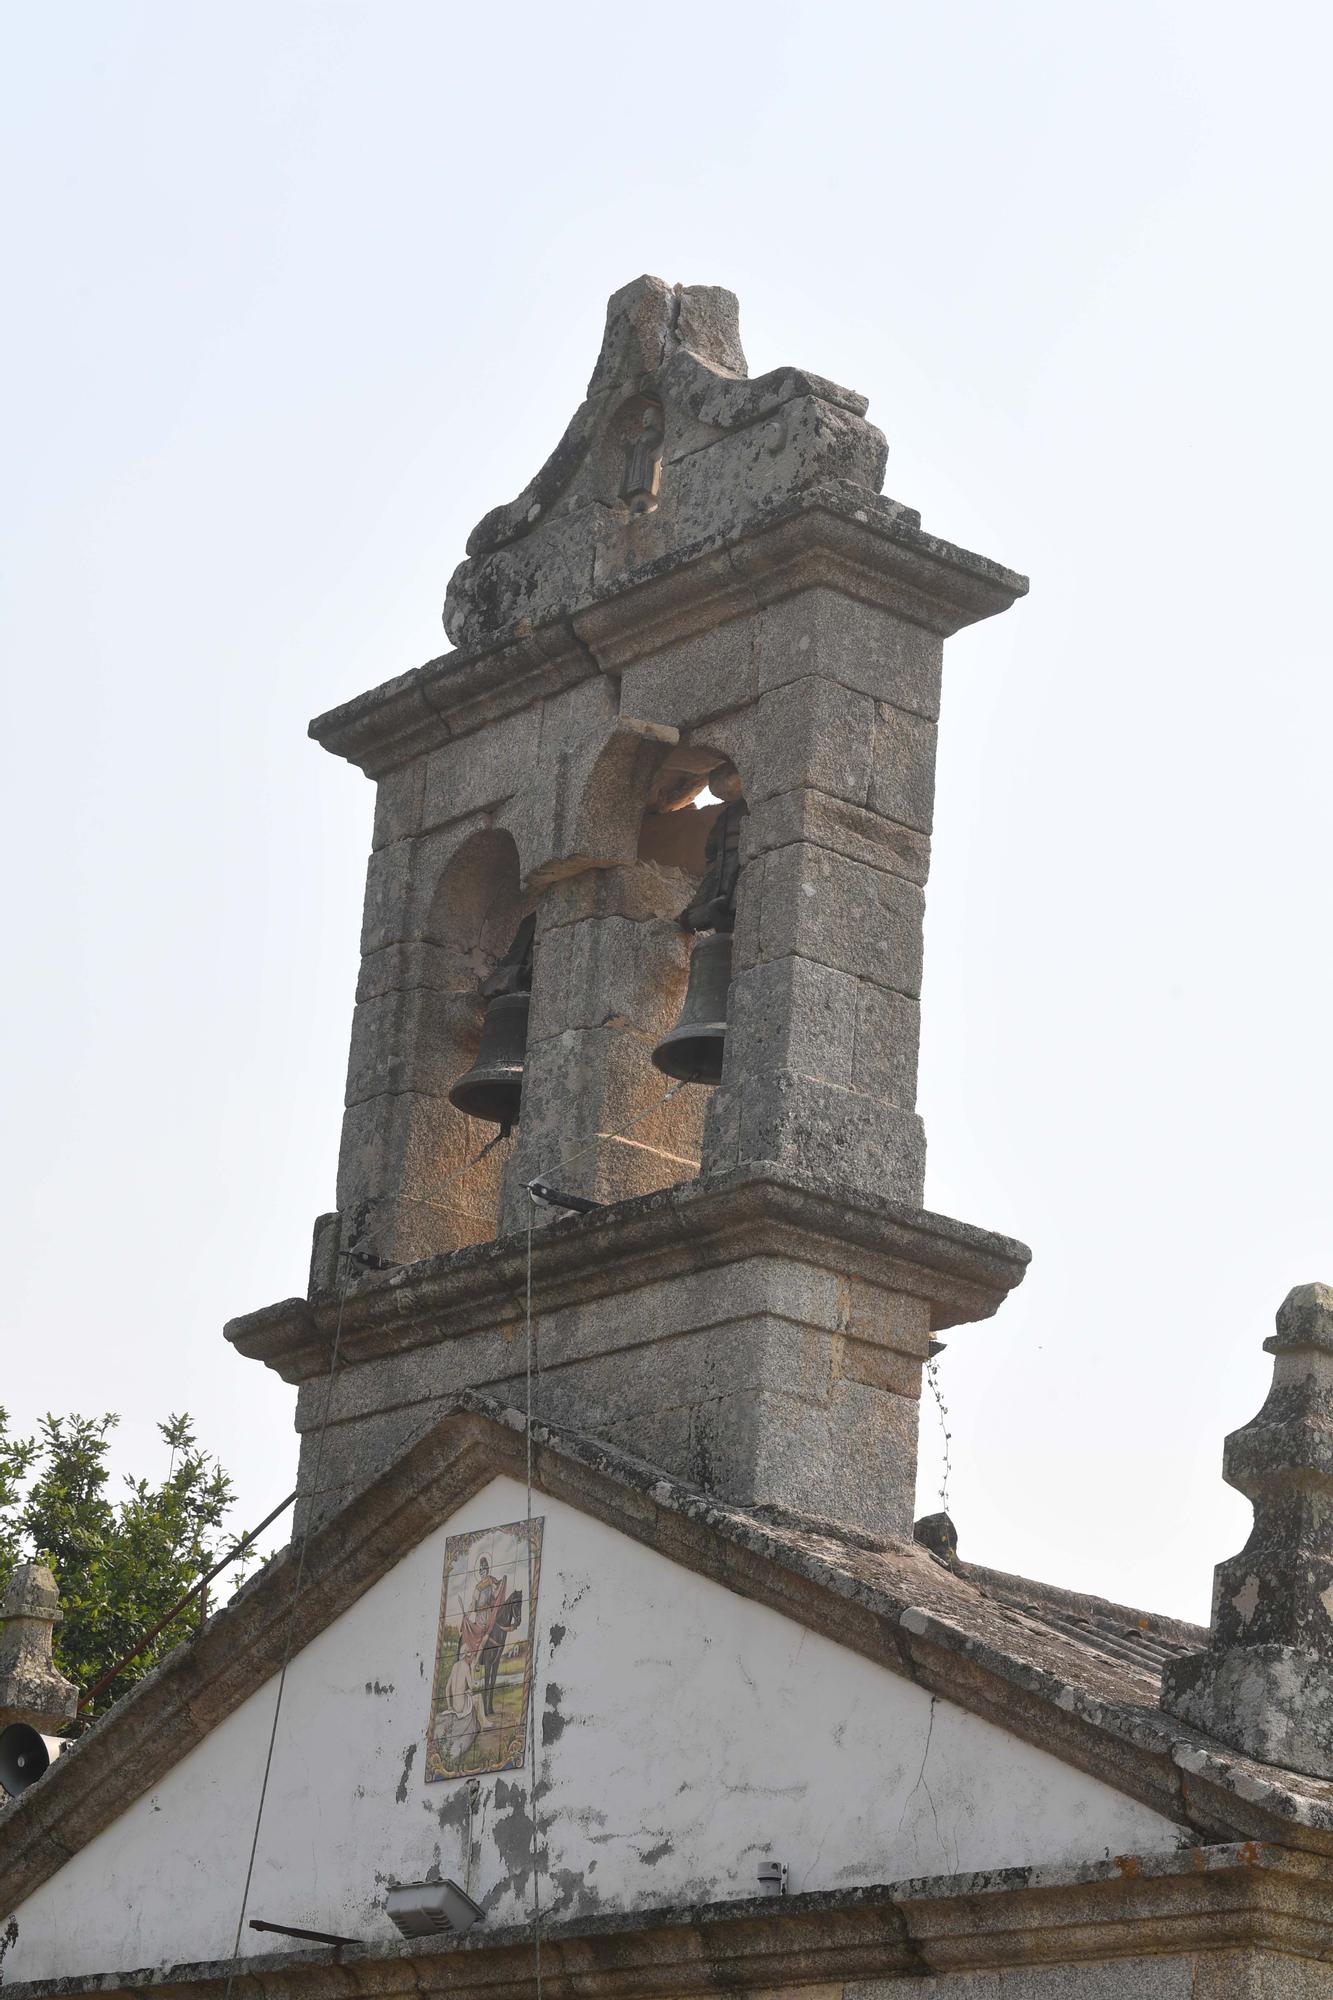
[
  {"xmin": 596, "ymin": 393, "xmax": 887, "ymax": 598},
  {"xmin": 742, "ymin": 785, "xmax": 931, "ymax": 885},
  {"xmin": 670, "ymin": 282, "xmax": 746, "ymax": 378},
  {"xmin": 335, "ymin": 1087, "xmax": 508, "ymax": 1264},
  {"xmin": 724, "ymin": 955, "xmax": 859, "ymax": 1089},
  {"xmin": 616, "ymin": 618, "xmax": 758, "ymax": 730},
  {"xmin": 852, "ymin": 983, "xmax": 921, "ymax": 1107},
  {"xmin": 757, "ymin": 586, "xmax": 945, "ymax": 718},
  {"xmin": 714, "ymin": 1068, "xmax": 927, "ymax": 1205},
  {"xmin": 537, "ymin": 859, "xmax": 693, "ymax": 930},
  {"xmin": 0, "ymin": 1563, "xmax": 78, "ymax": 1732},
  {"xmin": 343, "ymin": 985, "xmax": 480, "ymax": 1106},
  {"xmin": 854, "ymin": 1963, "xmax": 1197, "ymax": 1996},
  {"xmin": 914, "ymin": 1510, "xmax": 959, "ymax": 1562},
  {"xmin": 1163, "ymin": 1283, "xmax": 1333, "ymax": 1778},
  {"xmin": 443, "ymin": 280, "xmax": 896, "ymax": 654},
  {"xmin": 744, "ymin": 674, "xmax": 877, "ymax": 807},
  {"xmin": 527, "ymin": 909, "xmax": 688, "ymax": 1046},
  {"xmin": 238, "ymin": 1165, "xmax": 1029, "ymax": 1544},
  {"xmin": 357, "ymin": 835, "xmax": 415, "ymax": 956},
  {"xmin": 502, "ymin": 1021, "xmax": 705, "ymax": 1223},
  {"xmin": 585, "ymin": 274, "xmax": 745, "ymax": 399},
  {"xmin": 307, "ymin": 1210, "xmax": 341, "ymax": 1296},
  {"xmin": 869, "ymin": 701, "xmax": 938, "ymax": 834},
  {"xmin": 422, "ymin": 705, "xmax": 541, "ymax": 829},
  {"xmin": 682, "ymin": 1377, "xmax": 918, "ymax": 1534},
  {"xmin": 354, "ymin": 939, "xmax": 455, "ymax": 1003},
  {"xmin": 756, "ymin": 840, "xmax": 925, "ymax": 996},
  {"xmin": 500, "ymin": 677, "xmax": 630, "ymax": 878},
  {"xmin": 370, "ymin": 760, "xmax": 425, "ymax": 850}
]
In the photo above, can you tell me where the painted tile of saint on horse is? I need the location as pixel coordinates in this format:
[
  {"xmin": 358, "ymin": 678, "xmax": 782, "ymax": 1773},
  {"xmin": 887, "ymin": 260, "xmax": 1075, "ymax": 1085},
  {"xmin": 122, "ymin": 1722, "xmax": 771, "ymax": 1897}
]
[{"xmin": 426, "ymin": 1517, "xmax": 544, "ymax": 1780}]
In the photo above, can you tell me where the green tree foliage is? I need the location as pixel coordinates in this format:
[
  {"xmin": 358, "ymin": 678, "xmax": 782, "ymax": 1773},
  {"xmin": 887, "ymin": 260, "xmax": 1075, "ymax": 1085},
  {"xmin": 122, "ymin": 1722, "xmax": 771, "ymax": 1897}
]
[{"xmin": 0, "ymin": 1409, "xmax": 245, "ymax": 1720}]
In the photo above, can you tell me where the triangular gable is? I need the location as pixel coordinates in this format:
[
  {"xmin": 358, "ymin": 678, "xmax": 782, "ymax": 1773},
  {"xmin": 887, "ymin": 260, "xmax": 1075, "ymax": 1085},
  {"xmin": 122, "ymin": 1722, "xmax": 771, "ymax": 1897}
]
[
  {"xmin": 2, "ymin": 1392, "xmax": 1330, "ymax": 1970},
  {"xmin": 4, "ymin": 1468, "xmax": 1189, "ymax": 1985}
]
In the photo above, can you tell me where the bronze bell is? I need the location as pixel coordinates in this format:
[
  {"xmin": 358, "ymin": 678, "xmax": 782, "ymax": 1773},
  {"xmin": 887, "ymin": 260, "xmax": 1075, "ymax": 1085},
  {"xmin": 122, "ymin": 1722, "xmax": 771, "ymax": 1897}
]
[
  {"xmin": 448, "ymin": 991, "xmax": 529, "ymax": 1135},
  {"xmin": 651, "ymin": 931, "xmax": 732, "ymax": 1085},
  {"xmin": 448, "ymin": 913, "xmax": 535, "ymax": 1135}
]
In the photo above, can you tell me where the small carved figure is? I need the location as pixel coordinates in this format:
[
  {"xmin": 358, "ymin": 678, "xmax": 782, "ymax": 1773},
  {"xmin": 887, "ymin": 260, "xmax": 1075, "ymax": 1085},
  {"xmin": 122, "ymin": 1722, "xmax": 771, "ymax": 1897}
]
[
  {"xmin": 679, "ymin": 765, "xmax": 748, "ymax": 934},
  {"xmin": 621, "ymin": 404, "xmax": 665, "ymax": 515}
]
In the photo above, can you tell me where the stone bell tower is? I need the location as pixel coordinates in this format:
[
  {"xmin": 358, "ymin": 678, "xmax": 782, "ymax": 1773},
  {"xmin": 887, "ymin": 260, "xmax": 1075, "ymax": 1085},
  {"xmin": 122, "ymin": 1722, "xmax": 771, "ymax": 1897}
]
[{"xmin": 228, "ymin": 276, "xmax": 1032, "ymax": 1542}]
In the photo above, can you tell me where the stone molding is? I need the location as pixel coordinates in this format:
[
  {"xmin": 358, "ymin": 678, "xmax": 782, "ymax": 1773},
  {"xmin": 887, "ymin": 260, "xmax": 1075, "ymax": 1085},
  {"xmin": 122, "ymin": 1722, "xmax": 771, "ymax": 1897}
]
[
  {"xmin": 224, "ymin": 1166, "xmax": 1032, "ymax": 1387},
  {"xmin": 3, "ymin": 1846, "xmax": 1332, "ymax": 1998},
  {"xmin": 6, "ymin": 1398, "xmax": 1333, "ymax": 1920},
  {"xmin": 308, "ymin": 486, "xmax": 1027, "ymax": 782}
]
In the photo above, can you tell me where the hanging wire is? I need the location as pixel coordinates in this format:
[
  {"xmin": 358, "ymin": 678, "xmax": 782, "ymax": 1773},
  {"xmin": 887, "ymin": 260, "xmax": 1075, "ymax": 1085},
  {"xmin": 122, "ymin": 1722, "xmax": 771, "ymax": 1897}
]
[
  {"xmin": 385, "ymin": 1126, "xmax": 512, "ymax": 1221},
  {"xmin": 529, "ymin": 1079, "xmax": 687, "ymax": 1196},
  {"xmin": 513, "ymin": 1079, "xmax": 687, "ymax": 1996},
  {"xmin": 221, "ymin": 1265, "xmax": 353, "ymax": 2000},
  {"xmin": 219, "ymin": 1126, "xmax": 506, "ymax": 1987},
  {"xmin": 925, "ymin": 1352, "xmax": 952, "ymax": 1515},
  {"xmin": 217, "ymin": 1084, "xmax": 689, "ymax": 1987}
]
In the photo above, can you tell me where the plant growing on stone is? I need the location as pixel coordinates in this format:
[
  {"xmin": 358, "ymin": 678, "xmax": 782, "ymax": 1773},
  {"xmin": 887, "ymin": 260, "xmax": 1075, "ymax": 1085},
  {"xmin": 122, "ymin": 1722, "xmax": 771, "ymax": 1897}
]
[{"xmin": 0, "ymin": 1408, "xmax": 246, "ymax": 1719}]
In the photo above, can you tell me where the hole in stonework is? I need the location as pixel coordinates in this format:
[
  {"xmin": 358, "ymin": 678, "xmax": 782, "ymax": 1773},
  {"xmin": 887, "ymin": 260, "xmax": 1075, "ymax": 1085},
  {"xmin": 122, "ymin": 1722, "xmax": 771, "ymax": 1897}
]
[{"xmin": 637, "ymin": 753, "xmax": 737, "ymax": 873}]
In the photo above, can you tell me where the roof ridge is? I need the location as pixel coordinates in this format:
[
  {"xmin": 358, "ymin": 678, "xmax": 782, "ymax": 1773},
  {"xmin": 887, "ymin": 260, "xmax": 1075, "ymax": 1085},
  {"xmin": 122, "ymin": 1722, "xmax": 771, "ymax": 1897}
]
[{"xmin": 957, "ymin": 1559, "xmax": 1208, "ymax": 1652}]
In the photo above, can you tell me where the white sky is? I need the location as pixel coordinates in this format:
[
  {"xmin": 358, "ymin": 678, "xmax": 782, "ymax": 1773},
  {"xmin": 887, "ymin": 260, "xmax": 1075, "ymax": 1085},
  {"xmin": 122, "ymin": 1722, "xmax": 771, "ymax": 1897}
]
[{"xmin": 3, "ymin": 1, "xmax": 1329, "ymax": 1625}]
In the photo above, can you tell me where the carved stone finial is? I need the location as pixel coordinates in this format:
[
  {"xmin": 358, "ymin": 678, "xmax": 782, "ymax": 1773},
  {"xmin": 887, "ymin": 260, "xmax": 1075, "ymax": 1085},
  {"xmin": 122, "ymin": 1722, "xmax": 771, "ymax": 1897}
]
[
  {"xmin": 0, "ymin": 1561, "xmax": 79, "ymax": 1732},
  {"xmin": 587, "ymin": 276, "xmax": 746, "ymax": 398},
  {"xmin": 1161, "ymin": 1283, "xmax": 1333, "ymax": 1776},
  {"xmin": 443, "ymin": 275, "xmax": 885, "ymax": 652}
]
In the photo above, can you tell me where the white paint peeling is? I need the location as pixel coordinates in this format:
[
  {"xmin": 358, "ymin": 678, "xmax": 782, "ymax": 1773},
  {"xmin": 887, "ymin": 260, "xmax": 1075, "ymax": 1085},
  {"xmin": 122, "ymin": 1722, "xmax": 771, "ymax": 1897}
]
[{"xmin": 2, "ymin": 1476, "xmax": 1186, "ymax": 1985}]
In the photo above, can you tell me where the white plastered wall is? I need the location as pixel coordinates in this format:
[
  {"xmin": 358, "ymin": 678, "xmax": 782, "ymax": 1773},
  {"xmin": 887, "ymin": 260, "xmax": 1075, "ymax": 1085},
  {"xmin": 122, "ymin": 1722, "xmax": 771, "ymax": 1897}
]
[{"xmin": 2, "ymin": 1475, "xmax": 1186, "ymax": 1982}]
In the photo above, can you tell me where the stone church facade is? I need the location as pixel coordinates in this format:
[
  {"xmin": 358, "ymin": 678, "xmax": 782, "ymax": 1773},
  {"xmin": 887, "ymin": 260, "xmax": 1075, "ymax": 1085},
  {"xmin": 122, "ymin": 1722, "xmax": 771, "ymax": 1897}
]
[{"xmin": 3, "ymin": 278, "xmax": 1332, "ymax": 1996}]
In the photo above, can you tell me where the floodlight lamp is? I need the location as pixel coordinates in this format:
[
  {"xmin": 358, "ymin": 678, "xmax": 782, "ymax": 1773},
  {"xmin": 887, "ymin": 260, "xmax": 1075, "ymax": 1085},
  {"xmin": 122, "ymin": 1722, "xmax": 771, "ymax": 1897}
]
[{"xmin": 385, "ymin": 1879, "xmax": 485, "ymax": 1938}]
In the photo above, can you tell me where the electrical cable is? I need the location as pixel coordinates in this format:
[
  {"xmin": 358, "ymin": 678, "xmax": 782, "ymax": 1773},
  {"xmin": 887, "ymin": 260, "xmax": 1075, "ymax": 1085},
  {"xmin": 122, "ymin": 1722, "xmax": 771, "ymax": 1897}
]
[
  {"xmin": 220, "ymin": 1265, "xmax": 352, "ymax": 2000},
  {"xmin": 218, "ymin": 1086, "xmax": 686, "ymax": 1991},
  {"xmin": 219, "ymin": 1129, "xmax": 505, "ymax": 1989},
  {"xmin": 527, "ymin": 1079, "xmax": 686, "ymax": 1201}
]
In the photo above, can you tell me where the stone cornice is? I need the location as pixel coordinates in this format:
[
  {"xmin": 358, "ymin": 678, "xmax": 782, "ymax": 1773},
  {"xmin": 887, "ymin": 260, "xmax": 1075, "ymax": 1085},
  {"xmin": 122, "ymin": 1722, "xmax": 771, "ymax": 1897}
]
[
  {"xmin": 4, "ymin": 1847, "xmax": 1332, "ymax": 1998},
  {"xmin": 224, "ymin": 1166, "xmax": 1033, "ymax": 1386},
  {"xmin": 574, "ymin": 482, "xmax": 1027, "ymax": 673},
  {"xmin": 6, "ymin": 1398, "xmax": 1333, "ymax": 1920},
  {"xmin": 306, "ymin": 625, "xmax": 591, "ymax": 782},
  {"xmin": 308, "ymin": 485, "xmax": 1028, "ymax": 780}
]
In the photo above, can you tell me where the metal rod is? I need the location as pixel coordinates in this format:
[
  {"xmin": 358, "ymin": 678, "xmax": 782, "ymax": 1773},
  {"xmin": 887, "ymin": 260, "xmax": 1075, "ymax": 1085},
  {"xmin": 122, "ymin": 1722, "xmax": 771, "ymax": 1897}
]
[
  {"xmin": 78, "ymin": 1490, "xmax": 297, "ymax": 1713},
  {"xmin": 527, "ymin": 1179, "xmax": 603, "ymax": 1215},
  {"xmin": 249, "ymin": 1921, "xmax": 362, "ymax": 1948}
]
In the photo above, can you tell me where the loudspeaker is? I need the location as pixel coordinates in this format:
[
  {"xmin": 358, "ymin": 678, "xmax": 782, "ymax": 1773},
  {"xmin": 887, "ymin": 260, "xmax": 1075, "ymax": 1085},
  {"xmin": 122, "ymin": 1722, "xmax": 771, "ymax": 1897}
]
[{"xmin": 0, "ymin": 1722, "xmax": 67, "ymax": 1796}]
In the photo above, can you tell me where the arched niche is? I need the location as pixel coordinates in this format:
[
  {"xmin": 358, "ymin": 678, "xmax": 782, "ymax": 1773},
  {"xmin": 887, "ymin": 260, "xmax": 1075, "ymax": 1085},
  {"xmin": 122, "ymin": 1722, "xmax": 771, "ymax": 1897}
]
[
  {"xmin": 389, "ymin": 827, "xmax": 530, "ymax": 1259},
  {"xmin": 498, "ymin": 745, "xmax": 752, "ymax": 1231},
  {"xmin": 426, "ymin": 825, "xmax": 527, "ymax": 983}
]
